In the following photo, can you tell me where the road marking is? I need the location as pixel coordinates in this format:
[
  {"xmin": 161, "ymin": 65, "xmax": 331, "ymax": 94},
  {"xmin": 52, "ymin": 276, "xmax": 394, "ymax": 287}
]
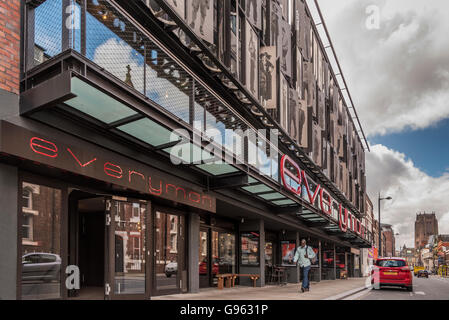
[
  {"xmin": 343, "ymin": 289, "xmax": 371, "ymax": 300},
  {"xmin": 415, "ymin": 291, "xmax": 426, "ymax": 295}
]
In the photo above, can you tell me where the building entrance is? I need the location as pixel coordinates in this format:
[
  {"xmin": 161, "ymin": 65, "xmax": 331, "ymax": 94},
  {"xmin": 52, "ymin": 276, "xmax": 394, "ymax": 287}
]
[{"xmin": 68, "ymin": 191, "xmax": 151, "ymax": 300}]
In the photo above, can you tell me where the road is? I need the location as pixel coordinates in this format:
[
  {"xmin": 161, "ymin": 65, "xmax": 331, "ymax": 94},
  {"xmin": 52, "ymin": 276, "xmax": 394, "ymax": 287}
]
[{"xmin": 351, "ymin": 276, "xmax": 449, "ymax": 300}]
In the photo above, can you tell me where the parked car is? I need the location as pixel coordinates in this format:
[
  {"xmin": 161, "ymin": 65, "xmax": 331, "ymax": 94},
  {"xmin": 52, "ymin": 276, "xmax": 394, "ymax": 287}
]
[
  {"xmin": 22, "ymin": 253, "xmax": 61, "ymax": 283},
  {"xmin": 199, "ymin": 260, "xmax": 219, "ymax": 275},
  {"xmin": 417, "ymin": 269, "xmax": 429, "ymax": 278},
  {"xmin": 371, "ymin": 258, "xmax": 413, "ymax": 292},
  {"xmin": 413, "ymin": 265, "xmax": 425, "ymax": 276},
  {"xmin": 164, "ymin": 262, "xmax": 177, "ymax": 277}
]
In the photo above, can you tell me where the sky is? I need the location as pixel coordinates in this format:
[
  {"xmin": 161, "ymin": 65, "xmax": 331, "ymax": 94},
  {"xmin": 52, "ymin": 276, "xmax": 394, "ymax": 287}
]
[{"xmin": 317, "ymin": 0, "xmax": 449, "ymax": 249}]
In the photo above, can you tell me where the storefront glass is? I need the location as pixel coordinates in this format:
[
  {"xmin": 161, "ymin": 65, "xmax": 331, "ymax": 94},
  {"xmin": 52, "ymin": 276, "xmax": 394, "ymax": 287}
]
[
  {"xmin": 155, "ymin": 211, "xmax": 183, "ymax": 293},
  {"xmin": 240, "ymin": 232, "xmax": 260, "ymax": 266},
  {"xmin": 199, "ymin": 230, "xmax": 210, "ymax": 287},
  {"xmin": 265, "ymin": 242, "xmax": 273, "ymax": 267},
  {"xmin": 211, "ymin": 231, "xmax": 236, "ymax": 285},
  {"xmin": 336, "ymin": 247, "xmax": 347, "ymax": 279},
  {"xmin": 321, "ymin": 242, "xmax": 335, "ymax": 280},
  {"xmin": 21, "ymin": 182, "xmax": 62, "ymax": 300},
  {"xmin": 113, "ymin": 202, "xmax": 146, "ymax": 295}
]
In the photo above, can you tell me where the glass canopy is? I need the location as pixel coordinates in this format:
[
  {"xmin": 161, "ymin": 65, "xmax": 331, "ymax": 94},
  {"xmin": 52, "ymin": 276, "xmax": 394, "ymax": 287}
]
[{"xmin": 66, "ymin": 77, "xmax": 138, "ymax": 124}]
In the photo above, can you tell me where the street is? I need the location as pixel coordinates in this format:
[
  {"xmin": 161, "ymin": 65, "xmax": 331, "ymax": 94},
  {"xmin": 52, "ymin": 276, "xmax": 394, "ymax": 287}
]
[{"xmin": 351, "ymin": 276, "xmax": 449, "ymax": 300}]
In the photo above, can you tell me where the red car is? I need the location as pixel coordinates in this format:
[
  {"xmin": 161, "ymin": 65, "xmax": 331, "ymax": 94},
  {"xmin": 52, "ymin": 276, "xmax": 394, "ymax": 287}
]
[{"xmin": 371, "ymin": 258, "xmax": 413, "ymax": 291}]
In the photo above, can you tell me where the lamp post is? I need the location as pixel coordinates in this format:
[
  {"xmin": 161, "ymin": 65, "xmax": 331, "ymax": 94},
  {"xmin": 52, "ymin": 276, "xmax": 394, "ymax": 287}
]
[{"xmin": 378, "ymin": 193, "xmax": 392, "ymax": 257}]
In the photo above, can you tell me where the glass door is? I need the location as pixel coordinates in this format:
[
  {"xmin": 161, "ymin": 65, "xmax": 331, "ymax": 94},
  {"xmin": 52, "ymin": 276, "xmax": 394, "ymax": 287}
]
[
  {"xmin": 106, "ymin": 199, "xmax": 150, "ymax": 300},
  {"xmin": 153, "ymin": 209, "xmax": 186, "ymax": 295}
]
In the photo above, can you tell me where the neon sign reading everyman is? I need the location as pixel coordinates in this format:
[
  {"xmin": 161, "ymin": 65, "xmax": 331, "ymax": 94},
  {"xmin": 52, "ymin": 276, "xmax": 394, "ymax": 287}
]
[
  {"xmin": 280, "ymin": 155, "xmax": 366, "ymax": 237},
  {"xmin": 28, "ymin": 136, "xmax": 214, "ymax": 210},
  {"xmin": 0, "ymin": 122, "xmax": 215, "ymax": 212}
]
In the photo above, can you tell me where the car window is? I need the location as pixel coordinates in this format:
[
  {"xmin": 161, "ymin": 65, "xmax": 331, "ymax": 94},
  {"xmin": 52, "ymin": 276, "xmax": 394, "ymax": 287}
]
[
  {"xmin": 41, "ymin": 254, "xmax": 56, "ymax": 263},
  {"xmin": 23, "ymin": 254, "xmax": 41, "ymax": 264},
  {"xmin": 376, "ymin": 259, "xmax": 406, "ymax": 267}
]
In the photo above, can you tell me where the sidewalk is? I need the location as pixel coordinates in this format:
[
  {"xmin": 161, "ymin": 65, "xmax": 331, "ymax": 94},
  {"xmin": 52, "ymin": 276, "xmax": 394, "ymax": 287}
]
[{"xmin": 152, "ymin": 278, "xmax": 368, "ymax": 300}]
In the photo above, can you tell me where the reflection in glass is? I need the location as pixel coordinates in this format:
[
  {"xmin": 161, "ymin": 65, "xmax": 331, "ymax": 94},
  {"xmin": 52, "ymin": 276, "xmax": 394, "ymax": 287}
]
[
  {"xmin": 21, "ymin": 182, "xmax": 62, "ymax": 300},
  {"xmin": 265, "ymin": 242, "xmax": 273, "ymax": 266},
  {"xmin": 211, "ymin": 231, "xmax": 235, "ymax": 286},
  {"xmin": 155, "ymin": 212, "xmax": 180, "ymax": 291},
  {"xmin": 114, "ymin": 202, "xmax": 146, "ymax": 295},
  {"xmin": 199, "ymin": 230, "xmax": 209, "ymax": 287},
  {"xmin": 33, "ymin": 0, "xmax": 62, "ymax": 66}
]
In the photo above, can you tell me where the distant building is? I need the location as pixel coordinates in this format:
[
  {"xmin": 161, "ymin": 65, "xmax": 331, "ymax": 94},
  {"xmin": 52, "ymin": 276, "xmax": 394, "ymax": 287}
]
[
  {"xmin": 381, "ymin": 224, "xmax": 395, "ymax": 257},
  {"xmin": 361, "ymin": 196, "xmax": 375, "ymax": 275},
  {"xmin": 415, "ymin": 212, "xmax": 438, "ymax": 249},
  {"xmin": 399, "ymin": 245, "xmax": 416, "ymax": 266}
]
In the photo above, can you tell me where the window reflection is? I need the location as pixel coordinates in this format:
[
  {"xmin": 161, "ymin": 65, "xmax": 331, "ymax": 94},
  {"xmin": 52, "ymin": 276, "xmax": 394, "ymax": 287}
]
[
  {"xmin": 114, "ymin": 202, "xmax": 146, "ymax": 295},
  {"xmin": 155, "ymin": 212, "xmax": 183, "ymax": 292},
  {"xmin": 21, "ymin": 182, "xmax": 62, "ymax": 300},
  {"xmin": 211, "ymin": 231, "xmax": 235, "ymax": 286}
]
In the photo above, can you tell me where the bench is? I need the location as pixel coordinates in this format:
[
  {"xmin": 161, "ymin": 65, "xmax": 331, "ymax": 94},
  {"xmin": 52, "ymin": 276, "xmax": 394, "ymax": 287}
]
[
  {"xmin": 231, "ymin": 274, "xmax": 260, "ymax": 287},
  {"xmin": 216, "ymin": 274, "xmax": 234, "ymax": 290}
]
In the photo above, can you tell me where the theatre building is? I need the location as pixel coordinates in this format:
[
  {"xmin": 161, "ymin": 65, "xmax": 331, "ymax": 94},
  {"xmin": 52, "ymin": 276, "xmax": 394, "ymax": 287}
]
[{"xmin": 0, "ymin": 0, "xmax": 371, "ymax": 300}]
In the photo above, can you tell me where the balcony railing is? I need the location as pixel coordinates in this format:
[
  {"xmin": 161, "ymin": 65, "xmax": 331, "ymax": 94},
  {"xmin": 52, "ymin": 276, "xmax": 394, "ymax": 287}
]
[{"xmin": 25, "ymin": 0, "xmax": 281, "ymax": 183}]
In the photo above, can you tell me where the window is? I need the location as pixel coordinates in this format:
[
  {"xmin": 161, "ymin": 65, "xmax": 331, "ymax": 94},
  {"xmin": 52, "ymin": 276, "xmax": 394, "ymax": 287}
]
[
  {"xmin": 22, "ymin": 215, "xmax": 33, "ymax": 241},
  {"xmin": 170, "ymin": 215, "xmax": 177, "ymax": 233},
  {"xmin": 132, "ymin": 203, "xmax": 140, "ymax": 219},
  {"xmin": 240, "ymin": 232, "xmax": 260, "ymax": 266},
  {"xmin": 21, "ymin": 182, "xmax": 62, "ymax": 300},
  {"xmin": 376, "ymin": 259, "xmax": 406, "ymax": 267},
  {"xmin": 133, "ymin": 237, "xmax": 141, "ymax": 260},
  {"xmin": 170, "ymin": 234, "xmax": 177, "ymax": 253},
  {"xmin": 22, "ymin": 188, "xmax": 32, "ymax": 209}
]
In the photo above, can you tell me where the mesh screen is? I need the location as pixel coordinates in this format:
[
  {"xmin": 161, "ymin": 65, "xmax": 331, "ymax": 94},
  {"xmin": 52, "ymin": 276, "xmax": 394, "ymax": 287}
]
[{"xmin": 33, "ymin": 0, "xmax": 63, "ymax": 66}]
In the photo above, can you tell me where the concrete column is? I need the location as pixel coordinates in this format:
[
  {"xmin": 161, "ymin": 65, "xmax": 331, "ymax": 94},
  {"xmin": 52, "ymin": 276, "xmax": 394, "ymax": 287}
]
[
  {"xmin": 239, "ymin": 219, "xmax": 264, "ymax": 287},
  {"xmin": 0, "ymin": 163, "xmax": 18, "ymax": 300},
  {"xmin": 188, "ymin": 212, "xmax": 200, "ymax": 293}
]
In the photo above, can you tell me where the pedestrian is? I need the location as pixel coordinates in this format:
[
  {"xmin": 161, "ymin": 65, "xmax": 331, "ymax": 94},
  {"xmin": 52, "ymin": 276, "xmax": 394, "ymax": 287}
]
[{"xmin": 293, "ymin": 239, "xmax": 316, "ymax": 292}]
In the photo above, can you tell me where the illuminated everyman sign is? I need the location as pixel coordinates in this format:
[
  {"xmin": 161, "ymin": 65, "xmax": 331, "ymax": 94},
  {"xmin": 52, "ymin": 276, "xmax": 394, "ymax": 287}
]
[
  {"xmin": 0, "ymin": 121, "xmax": 216, "ymax": 212},
  {"xmin": 280, "ymin": 155, "xmax": 365, "ymax": 236}
]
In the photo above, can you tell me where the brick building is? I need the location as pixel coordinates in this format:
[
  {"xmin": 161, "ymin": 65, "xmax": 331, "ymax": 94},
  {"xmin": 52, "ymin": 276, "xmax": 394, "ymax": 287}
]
[
  {"xmin": 381, "ymin": 224, "xmax": 395, "ymax": 257},
  {"xmin": 0, "ymin": 0, "xmax": 20, "ymax": 94}
]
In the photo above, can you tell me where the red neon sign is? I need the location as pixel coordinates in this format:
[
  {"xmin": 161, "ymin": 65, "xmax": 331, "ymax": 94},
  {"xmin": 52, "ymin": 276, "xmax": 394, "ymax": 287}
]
[
  {"xmin": 25, "ymin": 135, "xmax": 215, "ymax": 211},
  {"xmin": 67, "ymin": 148, "xmax": 97, "ymax": 167},
  {"xmin": 280, "ymin": 155, "xmax": 365, "ymax": 236},
  {"xmin": 280, "ymin": 155, "xmax": 302, "ymax": 195},
  {"xmin": 30, "ymin": 137, "xmax": 58, "ymax": 158}
]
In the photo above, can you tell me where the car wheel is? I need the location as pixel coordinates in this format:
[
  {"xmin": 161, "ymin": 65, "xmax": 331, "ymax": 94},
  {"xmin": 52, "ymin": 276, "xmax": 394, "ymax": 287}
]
[
  {"xmin": 166, "ymin": 273, "xmax": 172, "ymax": 278},
  {"xmin": 407, "ymin": 286, "xmax": 413, "ymax": 292}
]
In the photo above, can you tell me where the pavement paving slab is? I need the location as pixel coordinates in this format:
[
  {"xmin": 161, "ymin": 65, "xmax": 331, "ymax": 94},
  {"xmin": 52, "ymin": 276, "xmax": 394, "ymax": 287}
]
[{"xmin": 152, "ymin": 278, "xmax": 368, "ymax": 300}]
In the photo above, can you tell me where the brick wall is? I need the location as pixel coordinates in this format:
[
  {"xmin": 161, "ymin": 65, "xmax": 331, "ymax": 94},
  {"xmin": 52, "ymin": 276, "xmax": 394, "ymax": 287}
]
[{"xmin": 0, "ymin": 0, "xmax": 20, "ymax": 95}]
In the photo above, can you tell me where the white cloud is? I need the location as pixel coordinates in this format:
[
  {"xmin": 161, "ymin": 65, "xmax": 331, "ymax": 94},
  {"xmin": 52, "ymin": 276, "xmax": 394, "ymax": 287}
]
[
  {"xmin": 366, "ymin": 144, "xmax": 449, "ymax": 249},
  {"xmin": 317, "ymin": 0, "xmax": 449, "ymax": 137},
  {"xmin": 92, "ymin": 38, "xmax": 190, "ymax": 121}
]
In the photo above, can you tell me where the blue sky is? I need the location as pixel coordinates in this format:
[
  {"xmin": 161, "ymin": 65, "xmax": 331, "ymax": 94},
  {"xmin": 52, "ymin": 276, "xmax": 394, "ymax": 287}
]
[{"xmin": 369, "ymin": 118, "xmax": 449, "ymax": 178}]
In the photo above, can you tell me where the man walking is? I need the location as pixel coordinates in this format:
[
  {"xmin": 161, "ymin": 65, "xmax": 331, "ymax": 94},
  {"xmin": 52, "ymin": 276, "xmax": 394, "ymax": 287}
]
[{"xmin": 293, "ymin": 239, "xmax": 316, "ymax": 292}]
